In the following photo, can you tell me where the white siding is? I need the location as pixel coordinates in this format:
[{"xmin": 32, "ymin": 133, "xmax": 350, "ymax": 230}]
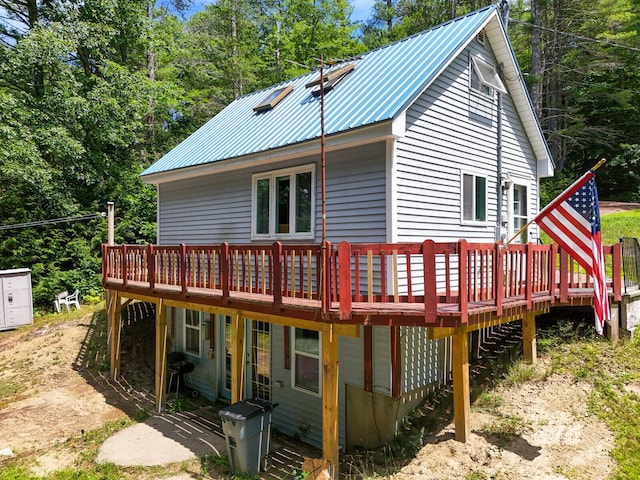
[
  {"xmin": 395, "ymin": 40, "xmax": 539, "ymax": 243},
  {"xmin": 158, "ymin": 142, "xmax": 387, "ymax": 246}
]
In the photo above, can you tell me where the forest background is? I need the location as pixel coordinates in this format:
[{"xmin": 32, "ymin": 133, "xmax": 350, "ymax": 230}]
[{"xmin": 0, "ymin": 0, "xmax": 639, "ymax": 308}]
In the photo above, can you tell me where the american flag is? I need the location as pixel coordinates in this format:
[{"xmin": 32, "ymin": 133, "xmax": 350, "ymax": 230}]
[{"xmin": 534, "ymin": 171, "xmax": 610, "ymax": 334}]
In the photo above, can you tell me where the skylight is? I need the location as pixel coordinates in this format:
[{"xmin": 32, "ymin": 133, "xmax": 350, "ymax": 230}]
[
  {"xmin": 253, "ymin": 84, "xmax": 294, "ymax": 112},
  {"xmin": 305, "ymin": 63, "xmax": 355, "ymax": 97},
  {"xmin": 471, "ymin": 56, "xmax": 507, "ymax": 94}
]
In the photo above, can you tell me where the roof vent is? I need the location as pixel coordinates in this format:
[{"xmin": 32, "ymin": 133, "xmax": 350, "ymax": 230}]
[
  {"xmin": 253, "ymin": 85, "xmax": 294, "ymax": 112},
  {"xmin": 476, "ymin": 30, "xmax": 486, "ymax": 46},
  {"xmin": 306, "ymin": 63, "xmax": 355, "ymax": 97}
]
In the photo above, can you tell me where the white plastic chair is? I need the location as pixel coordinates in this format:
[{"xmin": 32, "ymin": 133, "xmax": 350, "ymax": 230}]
[{"xmin": 54, "ymin": 290, "xmax": 80, "ymax": 312}]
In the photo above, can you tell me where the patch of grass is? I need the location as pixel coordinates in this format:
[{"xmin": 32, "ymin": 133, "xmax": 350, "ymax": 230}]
[
  {"xmin": 502, "ymin": 362, "xmax": 537, "ymax": 386},
  {"xmin": 600, "ymin": 209, "xmax": 640, "ymax": 245},
  {"xmin": 474, "ymin": 392, "xmax": 504, "ymax": 412},
  {"xmin": 483, "ymin": 413, "xmax": 531, "ymax": 447},
  {"xmin": 466, "ymin": 472, "xmax": 488, "ymax": 480}
]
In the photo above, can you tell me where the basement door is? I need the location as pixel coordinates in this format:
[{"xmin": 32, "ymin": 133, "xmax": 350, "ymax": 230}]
[
  {"xmin": 217, "ymin": 317, "xmax": 271, "ymax": 401},
  {"xmin": 247, "ymin": 320, "xmax": 271, "ymax": 400}
]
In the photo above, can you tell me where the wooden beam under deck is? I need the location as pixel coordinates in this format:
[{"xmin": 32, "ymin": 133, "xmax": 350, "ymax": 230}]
[
  {"xmin": 108, "ymin": 291, "xmax": 122, "ymax": 380},
  {"xmin": 154, "ymin": 300, "xmax": 168, "ymax": 412},
  {"xmin": 452, "ymin": 328, "xmax": 470, "ymax": 442},
  {"xmin": 322, "ymin": 325, "xmax": 340, "ymax": 480}
]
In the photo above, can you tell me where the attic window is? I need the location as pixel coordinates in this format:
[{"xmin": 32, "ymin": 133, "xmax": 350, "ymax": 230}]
[
  {"xmin": 470, "ymin": 56, "xmax": 507, "ymax": 95},
  {"xmin": 253, "ymin": 84, "xmax": 293, "ymax": 112},
  {"xmin": 305, "ymin": 63, "xmax": 354, "ymax": 97},
  {"xmin": 476, "ymin": 30, "xmax": 486, "ymax": 46}
]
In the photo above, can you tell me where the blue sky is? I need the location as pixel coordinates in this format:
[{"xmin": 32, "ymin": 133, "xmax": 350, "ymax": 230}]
[{"xmin": 351, "ymin": 0, "xmax": 375, "ymax": 22}]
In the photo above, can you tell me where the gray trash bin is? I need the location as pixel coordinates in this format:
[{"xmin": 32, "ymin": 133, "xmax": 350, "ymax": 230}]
[{"xmin": 219, "ymin": 398, "xmax": 277, "ymax": 474}]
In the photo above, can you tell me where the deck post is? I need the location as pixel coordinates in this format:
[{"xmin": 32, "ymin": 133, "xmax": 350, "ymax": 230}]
[
  {"xmin": 322, "ymin": 325, "xmax": 340, "ymax": 480},
  {"xmin": 422, "ymin": 240, "xmax": 437, "ymax": 323},
  {"xmin": 522, "ymin": 311, "xmax": 537, "ymax": 365},
  {"xmin": 109, "ymin": 290, "xmax": 122, "ymax": 380},
  {"xmin": 155, "ymin": 300, "xmax": 167, "ymax": 412},
  {"xmin": 458, "ymin": 240, "xmax": 468, "ymax": 324},
  {"xmin": 452, "ymin": 328, "xmax": 470, "ymax": 442},
  {"xmin": 231, "ymin": 312, "xmax": 245, "ymax": 403},
  {"xmin": 525, "ymin": 243, "xmax": 533, "ymax": 309},
  {"xmin": 273, "ymin": 242, "xmax": 283, "ymax": 310},
  {"xmin": 338, "ymin": 241, "xmax": 352, "ymax": 320}
]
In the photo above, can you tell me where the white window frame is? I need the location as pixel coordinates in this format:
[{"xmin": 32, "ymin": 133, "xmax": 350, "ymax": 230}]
[
  {"xmin": 251, "ymin": 164, "xmax": 315, "ymax": 240},
  {"xmin": 184, "ymin": 309, "xmax": 202, "ymax": 358},
  {"xmin": 509, "ymin": 180, "xmax": 530, "ymax": 244},
  {"xmin": 291, "ymin": 328, "xmax": 322, "ymax": 396},
  {"xmin": 470, "ymin": 55, "xmax": 507, "ymax": 96},
  {"xmin": 461, "ymin": 170, "xmax": 488, "ymax": 225}
]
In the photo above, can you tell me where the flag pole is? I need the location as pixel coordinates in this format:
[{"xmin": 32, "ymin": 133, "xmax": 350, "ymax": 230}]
[{"xmin": 505, "ymin": 158, "xmax": 607, "ymax": 245}]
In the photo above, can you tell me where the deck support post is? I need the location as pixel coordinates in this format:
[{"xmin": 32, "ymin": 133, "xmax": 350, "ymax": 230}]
[
  {"xmin": 322, "ymin": 325, "xmax": 340, "ymax": 480},
  {"xmin": 231, "ymin": 312, "xmax": 245, "ymax": 403},
  {"xmin": 522, "ymin": 312, "xmax": 537, "ymax": 365},
  {"xmin": 452, "ymin": 328, "xmax": 470, "ymax": 442},
  {"xmin": 155, "ymin": 300, "xmax": 167, "ymax": 412},
  {"xmin": 109, "ymin": 290, "xmax": 122, "ymax": 380}
]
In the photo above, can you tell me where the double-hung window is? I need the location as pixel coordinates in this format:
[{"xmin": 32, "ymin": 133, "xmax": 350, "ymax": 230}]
[
  {"xmin": 184, "ymin": 310, "xmax": 201, "ymax": 357},
  {"xmin": 252, "ymin": 165, "xmax": 315, "ymax": 239},
  {"xmin": 462, "ymin": 172, "xmax": 487, "ymax": 223},
  {"xmin": 292, "ymin": 328, "xmax": 321, "ymax": 395}
]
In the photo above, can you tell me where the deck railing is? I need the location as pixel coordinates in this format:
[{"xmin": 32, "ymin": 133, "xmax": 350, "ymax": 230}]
[
  {"xmin": 102, "ymin": 240, "xmax": 623, "ymax": 324},
  {"xmin": 621, "ymin": 237, "xmax": 640, "ymax": 292}
]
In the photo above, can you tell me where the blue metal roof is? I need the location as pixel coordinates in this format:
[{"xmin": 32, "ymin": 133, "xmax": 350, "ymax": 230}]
[{"xmin": 142, "ymin": 6, "xmax": 499, "ymax": 178}]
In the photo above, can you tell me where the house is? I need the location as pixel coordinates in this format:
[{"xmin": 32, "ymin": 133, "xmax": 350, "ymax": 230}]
[{"xmin": 110, "ymin": 4, "xmax": 561, "ymax": 475}]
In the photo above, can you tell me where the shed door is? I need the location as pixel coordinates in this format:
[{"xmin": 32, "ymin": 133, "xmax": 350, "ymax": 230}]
[
  {"xmin": 0, "ymin": 280, "xmax": 4, "ymax": 330},
  {"xmin": 3, "ymin": 276, "xmax": 30, "ymax": 328}
]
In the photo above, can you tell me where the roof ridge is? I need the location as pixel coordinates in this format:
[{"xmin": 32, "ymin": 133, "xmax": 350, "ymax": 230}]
[
  {"xmin": 232, "ymin": 5, "xmax": 498, "ymax": 102},
  {"xmin": 358, "ymin": 4, "xmax": 497, "ymax": 60}
]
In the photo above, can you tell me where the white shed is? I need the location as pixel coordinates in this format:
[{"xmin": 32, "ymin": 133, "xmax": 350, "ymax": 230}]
[{"xmin": 0, "ymin": 268, "xmax": 33, "ymax": 332}]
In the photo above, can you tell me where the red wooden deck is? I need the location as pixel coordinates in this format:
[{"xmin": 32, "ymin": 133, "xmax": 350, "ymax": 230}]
[{"xmin": 102, "ymin": 240, "xmax": 622, "ymax": 328}]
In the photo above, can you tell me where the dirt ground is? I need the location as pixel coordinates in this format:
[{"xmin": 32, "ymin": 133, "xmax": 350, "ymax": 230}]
[
  {"xmin": 0, "ymin": 312, "xmax": 616, "ymax": 479},
  {"xmin": 599, "ymin": 200, "xmax": 640, "ymax": 214}
]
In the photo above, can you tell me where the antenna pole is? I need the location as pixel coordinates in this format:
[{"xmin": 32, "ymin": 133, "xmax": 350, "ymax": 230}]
[{"xmin": 320, "ymin": 57, "xmax": 329, "ymax": 316}]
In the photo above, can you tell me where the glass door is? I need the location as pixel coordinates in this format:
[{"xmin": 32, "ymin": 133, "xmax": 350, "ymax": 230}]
[
  {"xmin": 218, "ymin": 315, "xmax": 232, "ymax": 400},
  {"xmin": 247, "ymin": 320, "xmax": 271, "ymax": 400}
]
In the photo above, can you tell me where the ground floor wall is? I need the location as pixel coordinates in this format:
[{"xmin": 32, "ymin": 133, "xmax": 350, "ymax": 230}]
[{"xmin": 165, "ymin": 309, "xmax": 450, "ymax": 452}]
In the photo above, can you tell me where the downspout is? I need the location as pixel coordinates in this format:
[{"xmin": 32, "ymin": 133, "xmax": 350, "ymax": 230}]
[
  {"xmin": 496, "ymin": 0, "xmax": 510, "ymax": 241},
  {"xmin": 496, "ymin": 91, "xmax": 504, "ymax": 241}
]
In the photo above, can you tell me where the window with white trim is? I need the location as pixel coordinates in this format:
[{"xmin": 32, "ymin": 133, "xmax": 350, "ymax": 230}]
[
  {"xmin": 470, "ymin": 55, "xmax": 507, "ymax": 96},
  {"xmin": 462, "ymin": 172, "xmax": 487, "ymax": 223},
  {"xmin": 292, "ymin": 328, "xmax": 321, "ymax": 395},
  {"xmin": 184, "ymin": 310, "xmax": 201, "ymax": 357},
  {"xmin": 513, "ymin": 183, "xmax": 528, "ymax": 243},
  {"xmin": 252, "ymin": 165, "xmax": 314, "ymax": 239}
]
